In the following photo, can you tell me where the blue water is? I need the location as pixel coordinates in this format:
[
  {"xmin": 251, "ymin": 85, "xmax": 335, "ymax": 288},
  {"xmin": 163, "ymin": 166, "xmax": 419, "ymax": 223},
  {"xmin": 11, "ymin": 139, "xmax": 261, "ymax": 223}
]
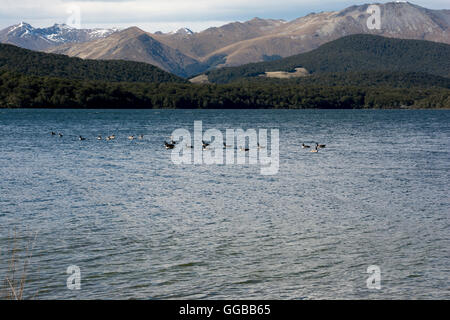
[{"xmin": 0, "ymin": 109, "xmax": 449, "ymax": 299}]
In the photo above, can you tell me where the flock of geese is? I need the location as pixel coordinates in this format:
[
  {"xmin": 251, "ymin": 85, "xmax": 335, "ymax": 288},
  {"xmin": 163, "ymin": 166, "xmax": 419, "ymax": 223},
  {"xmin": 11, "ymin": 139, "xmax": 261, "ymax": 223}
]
[
  {"xmin": 51, "ymin": 131, "xmax": 326, "ymax": 152},
  {"xmin": 302, "ymin": 142, "xmax": 326, "ymax": 152},
  {"xmin": 165, "ymin": 136, "xmax": 326, "ymax": 152},
  {"xmin": 51, "ymin": 131, "xmax": 144, "ymax": 141},
  {"xmin": 164, "ymin": 139, "xmax": 266, "ymax": 151}
]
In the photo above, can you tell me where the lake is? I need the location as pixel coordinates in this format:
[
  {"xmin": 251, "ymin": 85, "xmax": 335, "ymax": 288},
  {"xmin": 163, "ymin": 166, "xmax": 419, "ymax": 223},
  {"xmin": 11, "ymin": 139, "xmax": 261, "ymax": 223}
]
[{"xmin": 0, "ymin": 109, "xmax": 449, "ymax": 299}]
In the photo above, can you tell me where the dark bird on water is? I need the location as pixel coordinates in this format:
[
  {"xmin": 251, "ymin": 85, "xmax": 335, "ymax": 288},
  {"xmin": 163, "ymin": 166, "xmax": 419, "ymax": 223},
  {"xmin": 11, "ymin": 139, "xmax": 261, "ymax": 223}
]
[
  {"xmin": 165, "ymin": 141, "xmax": 175, "ymax": 149},
  {"xmin": 316, "ymin": 143, "xmax": 326, "ymax": 149},
  {"xmin": 202, "ymin": 140, "xmax": 210, "ymax": 148}
]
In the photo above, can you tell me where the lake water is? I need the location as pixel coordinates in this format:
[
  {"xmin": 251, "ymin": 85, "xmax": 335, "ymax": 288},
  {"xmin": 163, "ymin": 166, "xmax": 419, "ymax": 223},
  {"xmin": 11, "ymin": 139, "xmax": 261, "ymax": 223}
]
[{"xmin": 0, "ymin": 109, "xmax": 449, "ymax": 299}]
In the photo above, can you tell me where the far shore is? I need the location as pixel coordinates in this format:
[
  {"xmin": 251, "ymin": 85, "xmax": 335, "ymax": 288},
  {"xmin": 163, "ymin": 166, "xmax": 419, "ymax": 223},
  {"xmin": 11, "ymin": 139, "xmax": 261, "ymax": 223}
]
[{"xmin": 1, "ymin": 106, "xmax": 450, "ymax": 110}]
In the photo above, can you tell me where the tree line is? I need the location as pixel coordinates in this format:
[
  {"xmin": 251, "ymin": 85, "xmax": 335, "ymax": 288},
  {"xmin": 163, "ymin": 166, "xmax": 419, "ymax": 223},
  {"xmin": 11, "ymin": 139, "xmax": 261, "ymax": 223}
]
[{"xmin": 1, "ymin": 70, "xmax": 448, "ymax": 109}]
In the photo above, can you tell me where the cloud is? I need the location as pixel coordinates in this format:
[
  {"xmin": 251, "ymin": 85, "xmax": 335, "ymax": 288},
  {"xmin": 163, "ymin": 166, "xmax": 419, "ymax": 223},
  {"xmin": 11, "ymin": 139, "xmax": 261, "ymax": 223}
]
[{"xmin": 0, "ymin": 0, "xmax": 449, "ymax": 31}]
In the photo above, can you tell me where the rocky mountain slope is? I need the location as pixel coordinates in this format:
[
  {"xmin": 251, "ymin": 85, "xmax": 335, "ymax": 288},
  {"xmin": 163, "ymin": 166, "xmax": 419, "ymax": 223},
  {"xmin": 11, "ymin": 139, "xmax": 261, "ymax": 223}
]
[
  {"xmin": 193, "ymin": 2, "xmax": 450, "ymax": 68},
  {"xmin": 153, "ymin": 18, "xmax": 287, "ymax": 60}
]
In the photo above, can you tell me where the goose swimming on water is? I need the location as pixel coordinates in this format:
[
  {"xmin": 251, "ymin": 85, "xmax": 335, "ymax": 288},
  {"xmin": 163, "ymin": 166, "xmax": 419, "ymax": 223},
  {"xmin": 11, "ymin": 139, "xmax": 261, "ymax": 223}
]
[
  {"xmin": 202, "ymin": 143, "xmax": 210, "ymax": 150},
  {"xmin": 302, "ymin": 143, "xmax": 310, "ymax": 149},
  {"xmin": 202, "ymin": 140, "xmax": 210, "ymax": 148},
  {"xmin": 165, "ymin": 141, "xmax": 175, "ymax": 149},
  {"xmin": 316, "ymin": 143, "xmax": 326, "ymax": 149},
  {"xmin": 79, "ymin": 136, "xmax": 86, "ymax": 141}
]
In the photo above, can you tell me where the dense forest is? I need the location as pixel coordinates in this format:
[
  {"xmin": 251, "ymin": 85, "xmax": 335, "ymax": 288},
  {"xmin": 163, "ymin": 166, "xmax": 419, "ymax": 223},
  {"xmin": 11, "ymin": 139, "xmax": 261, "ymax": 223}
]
[
  {"xmin": 1, "ymin": 69, "xmax": 448, "ymax": 109},
  {"xmin": 205, "ymin": 35, "xmax": 450, "ymax": 83},
  {"xmin": 0, "ymin": 43, "xmax": 186, "ymax": 83},
  {"xmin": 241, "ymin": 71, "xmax": 450, "ymax": 89}
]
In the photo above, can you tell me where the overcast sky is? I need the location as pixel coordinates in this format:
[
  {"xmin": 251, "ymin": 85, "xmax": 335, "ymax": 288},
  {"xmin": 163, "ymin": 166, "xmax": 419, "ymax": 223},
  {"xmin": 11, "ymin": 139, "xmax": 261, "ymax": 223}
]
[{"xmin": 0, "ymin": 0, "xmax": 449, "ymax": 32}]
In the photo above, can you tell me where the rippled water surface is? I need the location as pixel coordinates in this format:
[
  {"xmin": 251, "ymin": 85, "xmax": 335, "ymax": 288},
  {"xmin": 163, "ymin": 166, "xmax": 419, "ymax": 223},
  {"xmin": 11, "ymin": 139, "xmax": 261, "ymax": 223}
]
[{"xmin": 0, "ymin": 109, "xmax": 449, "ymax": 299}]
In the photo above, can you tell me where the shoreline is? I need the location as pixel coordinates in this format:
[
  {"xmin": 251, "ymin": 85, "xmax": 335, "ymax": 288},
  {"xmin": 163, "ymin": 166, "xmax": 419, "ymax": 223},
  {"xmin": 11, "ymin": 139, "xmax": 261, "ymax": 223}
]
[{"xmin": 1, "ymin": 106, "xmax": 450, "ymax": 110}]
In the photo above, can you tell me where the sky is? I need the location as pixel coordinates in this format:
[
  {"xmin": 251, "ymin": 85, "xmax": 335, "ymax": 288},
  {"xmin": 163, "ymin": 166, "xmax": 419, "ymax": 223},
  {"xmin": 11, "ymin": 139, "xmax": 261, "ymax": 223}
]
[{"xmin": 0, "ymin": 0, "xmax": 449, "ymax": 32}]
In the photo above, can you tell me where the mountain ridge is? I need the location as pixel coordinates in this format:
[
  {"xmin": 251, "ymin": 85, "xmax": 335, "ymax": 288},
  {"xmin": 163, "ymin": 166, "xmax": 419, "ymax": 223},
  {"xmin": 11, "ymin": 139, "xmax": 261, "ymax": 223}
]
[
  {"xmin": 196, "ymin": 2, "xmax": 450, "ymax": 68},
  {"xmin": 46, "ymin": 27, "xmax": 204, "ymax": 77}
]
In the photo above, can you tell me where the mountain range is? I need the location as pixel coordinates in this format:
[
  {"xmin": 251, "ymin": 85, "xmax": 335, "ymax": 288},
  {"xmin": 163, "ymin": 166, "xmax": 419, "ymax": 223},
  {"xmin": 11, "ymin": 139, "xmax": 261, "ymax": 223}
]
[
  {"xmin": 1, "ymin": 2, "xmax": 449, "ymax": 77},
  {"xmin": 0, "ymin": 22, "xmax": 118, "ymax": 51},
  {"xmin": 44, "ymin": 27, "xmax": 203, "ymax": 78}
]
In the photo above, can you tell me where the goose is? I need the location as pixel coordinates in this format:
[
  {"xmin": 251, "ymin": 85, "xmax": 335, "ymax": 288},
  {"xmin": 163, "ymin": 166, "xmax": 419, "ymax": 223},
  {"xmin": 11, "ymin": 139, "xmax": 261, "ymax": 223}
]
[
  {"xmin": 240, "ymin": 147, "xmax": 250, "ymax": 152},
  {"xmin": 223, "ymin": 142, "xmax": 232, "ymax": 149},
  {"xmin": 302, "ymin": 143, "xmax": 310, "ymax": 149},
  {"xmin": 165, "ymin": 141, "xmax": 175, "ymax": 149},
  {"xmin": 202, "ymin": 140, "xmax": 210, "ymax": 148},
  {"xmin": 51, "ymin": 131, "xmax": 56, "ymax": 136},
  {"xmin": 79, "ymin": 136, "xmax": 86, "ymax": 141},
  {"xmin": 106, "ymin": 136, "xmax": 111, "ymax": 141},
  {"xmin": 316, "ymin": 143, "xmax": 326, "ymax": 149},
  {"xmin": 138, "ymin": 134, "xmax": 144, "ymax": 140},
  {"xmin": 257, "ymin": 142, "xmax": 265, "ymax": 149},
  {"xmin": 128, "ymin": 135, "xmax": 134, "ymax": 140},
  {"xmin": 97, "ymin": 135, "xmax": 102, "ymax": 140},
  {"xmin": 186, "ymin": 144, "xmax": 194, "ymax": 149},
  {"xmin": 109, "ymin": 135, "xmax": 115, "ymax": 140},
  {"xmin": 58, "ymin": 133, "xmax": 63, "ymax": 138}
]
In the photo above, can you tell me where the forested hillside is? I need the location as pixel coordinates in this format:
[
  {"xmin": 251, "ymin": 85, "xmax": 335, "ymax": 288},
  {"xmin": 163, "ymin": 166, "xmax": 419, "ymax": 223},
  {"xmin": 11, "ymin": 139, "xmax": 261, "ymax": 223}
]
[
  {"xmin": 0, "ymin": 43, "xmax": 186, "ymax": 83},
  {"xmin": 205, "ymin": 35, "xmax": 450, "ymax": 83}
]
